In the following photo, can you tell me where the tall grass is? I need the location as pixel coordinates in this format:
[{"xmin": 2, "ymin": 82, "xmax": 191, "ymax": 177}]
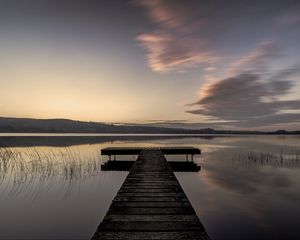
[
  {"xmin": 0, "ymin": 147, "xmax": 102, "ymax": 197},
  {"xmin": 232, "ymin": 151, "xmax": 300, "ymax": 168}
]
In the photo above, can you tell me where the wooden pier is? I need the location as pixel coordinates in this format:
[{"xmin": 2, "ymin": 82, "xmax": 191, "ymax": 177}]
[{"xmin": 92, "ymin": 148, "xmax": 210, "ymax": 240}]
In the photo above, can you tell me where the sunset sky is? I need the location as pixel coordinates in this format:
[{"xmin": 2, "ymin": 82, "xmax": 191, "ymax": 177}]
[{"xmin": 1, "ymin": 0, "xmax": 300, "ymax": 130}]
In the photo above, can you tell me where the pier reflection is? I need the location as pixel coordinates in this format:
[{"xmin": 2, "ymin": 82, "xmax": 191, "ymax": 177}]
[{"xmin": 101, "ymin": 160, "xmax": 200, "ymax": 172}]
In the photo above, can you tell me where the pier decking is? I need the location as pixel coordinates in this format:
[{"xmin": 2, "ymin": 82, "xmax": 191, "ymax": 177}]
[{"xmin": 92, "ymin": 148, "xmax": 210, "ymax": 240}]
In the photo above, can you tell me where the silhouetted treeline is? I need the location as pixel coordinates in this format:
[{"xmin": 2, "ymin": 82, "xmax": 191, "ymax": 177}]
[{"xmin": 0, "ymin": 117, "xmax": 299, "ymax": 135}]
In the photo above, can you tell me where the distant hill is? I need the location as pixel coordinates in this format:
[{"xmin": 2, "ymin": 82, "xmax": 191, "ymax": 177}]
[
  {"xmin": 0, "ymin": 117, "xmax": 299, "ymax": 134},
  {"xmin": 0, "ymin": 117, "xmax": 202, "ymax": 133}
]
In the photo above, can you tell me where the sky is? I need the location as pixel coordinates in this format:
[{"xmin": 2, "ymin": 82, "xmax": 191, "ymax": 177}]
[{"xmin": 1, "ymin": 0, "xmax": 300, "ymax": 130}]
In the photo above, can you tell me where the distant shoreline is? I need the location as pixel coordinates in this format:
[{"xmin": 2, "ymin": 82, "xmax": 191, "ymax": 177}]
[
  {"xmin": 0, "ymin": 116, "xmax": 299, "ymax": 135},
  {"xmin": 0, "ymin": 133, "xmax": 299, "ymax": 148},
  {"xmin": 1, "ymin": 132, "xmax": 300, "ymax": 137}
]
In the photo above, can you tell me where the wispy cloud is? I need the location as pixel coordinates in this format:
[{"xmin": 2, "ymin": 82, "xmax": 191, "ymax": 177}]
[
  {"xmin": 137, "ymin": 31, "xmax": 216, "ymax": 72},
  {"xmin": 134, "ymin": 0, "xmax": 300, "ymax": 73},
  {"xmin": 133, "ymin": 0, "xmax": 183, "ymax": 29},
  {"xmin": 229, "ymin": 42, "xmax": 281, "ymax": 75},
  {"xmin": 188, "ymin": 43, "xmax": 300, "ymax": 129},
  {"xmin": 118, "ymin": 119, "xmax": 228, "ymax": 130},
  {"xmin": 134, "ymin": 0, "xmax": 217, "ymax": 72},
  {"xmin": 133, "ymin": 1, "xmax": 300, "ymax": 128}
]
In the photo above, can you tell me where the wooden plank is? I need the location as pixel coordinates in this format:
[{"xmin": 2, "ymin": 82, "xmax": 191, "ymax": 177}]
[
  {"xmin": 98, "ymin": 221, "xmax": 204, "ymax": 231},
  {"xmin": 94, "ymin": 231, "xmax": 209, "ymax": 240},
  {"xmin": 118, "ymin": 188, "xmax": 182, "ymax": 193},
  {"xmin": 107, "ymin": 207, "xmax": 195, "ymax": 215},
  {"xmin": 126, "ymin": 175, "xmax": 175, "ymax": 178},
  {"xmin": 119, "ymin": 185, "xmax": 180, "ymax": 189},
  {"xmin": 116, "ymin": 192, "xmax": 186, "ymax": 197},
  {"xmin": 111, "ymin": 201, "xmax": 192, "ymax": 208},
  {"xmin": 113, "ymin": 196, "xmax": 189, "ymax": 202},
  {"xmin": 121, "ymin": 184, "xmax": 180, "ymax": 188},
  {"xmin": 105, "ymin": 214, "xmax": 200, "ymax": 222},
  {"xmin": 92, "ymin": 149, "xmax": 210, "ymax": 240}
]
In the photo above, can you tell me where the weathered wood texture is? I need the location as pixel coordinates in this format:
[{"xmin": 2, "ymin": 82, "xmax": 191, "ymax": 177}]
[{"xmin": 92, "ymin": 150, "xmax": 210, "ymax": 240}]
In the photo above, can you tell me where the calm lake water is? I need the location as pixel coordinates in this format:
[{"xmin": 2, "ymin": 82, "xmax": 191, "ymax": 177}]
[{"xmin": 0, "ymin": 134, "xmax": 300, "ymax": 240}]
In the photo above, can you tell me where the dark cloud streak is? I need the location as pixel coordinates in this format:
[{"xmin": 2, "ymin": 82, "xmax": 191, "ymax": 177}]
[{"xmin": 188, "ymin": 43, "xmax": 300, "ymax": 129}]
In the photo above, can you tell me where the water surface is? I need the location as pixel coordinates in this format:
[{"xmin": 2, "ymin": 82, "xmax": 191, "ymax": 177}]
[{"xmin": 0, "ymin": 135, "xmax": 299, "ymax": 239}]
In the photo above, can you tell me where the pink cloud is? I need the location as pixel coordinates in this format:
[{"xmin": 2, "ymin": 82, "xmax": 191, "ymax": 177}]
[
  {"xmin": 134, "ymin": 0, "xmax": 182, "ymax": 29},
  {"xmin": 229, "ymin": 42, "xmax": 281, "ymax": 75},
  {"xmin": 137, "ymin": 31, "xmax": 217, "ymax": 72},
  {"xmin": 134, "ymin": 0, "xmax": 217, "ymax": 72}
]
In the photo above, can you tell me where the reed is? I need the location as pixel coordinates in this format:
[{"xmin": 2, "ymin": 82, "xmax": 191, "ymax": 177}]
[
  {"xmin": 0, "ymin": 147, "xmax": 102, "ymax": 191},
  {"xmin": 232, "ymin": 150, "xmax": 300, "ymax": 168}
]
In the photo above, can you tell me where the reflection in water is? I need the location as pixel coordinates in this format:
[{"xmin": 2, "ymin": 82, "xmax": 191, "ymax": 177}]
[
  {"xmin": 0, "ymin": 135, "xmax": 300, "ymax": 239},
  {"xmin": 184, "ymin": 136, "xmax": 300, "ymax": 240}
]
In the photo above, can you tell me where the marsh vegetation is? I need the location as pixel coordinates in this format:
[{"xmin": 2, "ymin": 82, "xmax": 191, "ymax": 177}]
[
  {"xmin": 0, "ymin": 147, "xmax": 102, "ymax": 197},
  {"xmin": 231, "ymin": 151, "xmax": 300, "ymax": 168}
]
